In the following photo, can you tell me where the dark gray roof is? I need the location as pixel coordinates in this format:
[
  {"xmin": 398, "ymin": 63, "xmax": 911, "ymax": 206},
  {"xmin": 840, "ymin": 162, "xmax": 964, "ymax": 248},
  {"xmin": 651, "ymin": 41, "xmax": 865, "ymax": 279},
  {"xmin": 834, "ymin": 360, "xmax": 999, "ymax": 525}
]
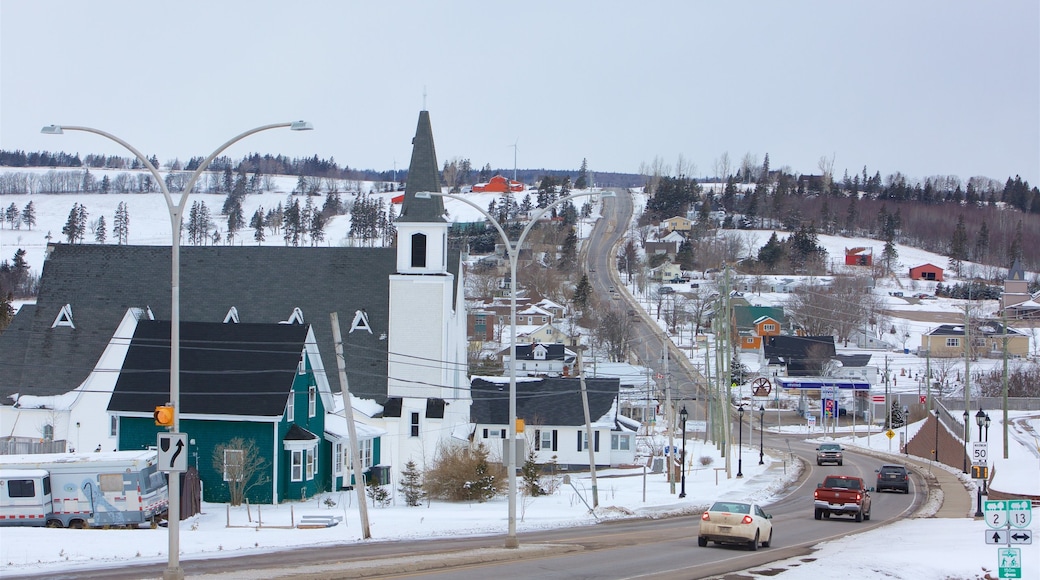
[
  {"xmin": 108, "ymin": 320, "xmax": 309, "ymax": 417},
  {"xmin": 0, "ymin": 244, "xmax": 461, "ymax": 403},
  {"xmin": 926, "ymin": 322, "xmax": 1023, "ymax": 337},
  {"xmin": 1008, "ymin": 259, "xmax": 1025, "ymax": 281},
  {"xmin": 470, "ymin": 377, "xmax": 620, "ymax": 427},
  {"xmin": 833, "ymin": 354, "xmax": 872, "ymax": 367},
  {"xmin": 398, "ymin": 110, "xmax": 446, "ymax": 223}
]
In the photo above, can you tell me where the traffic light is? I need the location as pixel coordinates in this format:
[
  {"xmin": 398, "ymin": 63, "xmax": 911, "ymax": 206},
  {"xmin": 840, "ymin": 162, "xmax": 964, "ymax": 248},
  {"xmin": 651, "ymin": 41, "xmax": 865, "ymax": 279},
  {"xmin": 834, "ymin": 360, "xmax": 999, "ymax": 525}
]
[{"xmin": 154, "ymin": 405, "xmax": 174, "ymax": 427}]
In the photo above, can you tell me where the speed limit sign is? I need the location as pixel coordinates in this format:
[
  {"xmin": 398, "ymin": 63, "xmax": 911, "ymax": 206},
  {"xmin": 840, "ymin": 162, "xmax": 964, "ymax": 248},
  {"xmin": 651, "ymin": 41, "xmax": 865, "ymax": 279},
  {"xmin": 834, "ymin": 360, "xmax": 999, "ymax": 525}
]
[{"xmin": 972, "ymin": 441, "xmax": 989, "ymax": 467}]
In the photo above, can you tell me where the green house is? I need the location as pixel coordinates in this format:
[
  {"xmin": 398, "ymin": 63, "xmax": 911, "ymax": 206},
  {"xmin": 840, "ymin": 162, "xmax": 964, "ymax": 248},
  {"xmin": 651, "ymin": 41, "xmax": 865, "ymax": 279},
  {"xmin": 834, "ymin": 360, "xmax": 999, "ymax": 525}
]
[{"xmin": 108, "ymin": 319, "xmax": 378, "ymax": 504}]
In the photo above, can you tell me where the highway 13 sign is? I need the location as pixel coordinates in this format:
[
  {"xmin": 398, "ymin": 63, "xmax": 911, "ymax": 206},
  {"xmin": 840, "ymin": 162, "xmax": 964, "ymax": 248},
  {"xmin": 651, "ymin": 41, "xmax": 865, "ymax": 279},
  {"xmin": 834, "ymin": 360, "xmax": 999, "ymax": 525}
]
[{"xmin": 1007, "ymin": 499, "xmax": 1032, "ymax": 529}]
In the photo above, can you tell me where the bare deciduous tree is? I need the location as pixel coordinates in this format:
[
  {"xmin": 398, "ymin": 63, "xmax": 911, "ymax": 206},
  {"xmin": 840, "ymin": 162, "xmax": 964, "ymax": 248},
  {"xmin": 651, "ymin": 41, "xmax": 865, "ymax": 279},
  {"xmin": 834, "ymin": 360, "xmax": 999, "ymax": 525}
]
[{"xmin": 211, "ymin": 437, "xmax": 270, "ymax": 506}]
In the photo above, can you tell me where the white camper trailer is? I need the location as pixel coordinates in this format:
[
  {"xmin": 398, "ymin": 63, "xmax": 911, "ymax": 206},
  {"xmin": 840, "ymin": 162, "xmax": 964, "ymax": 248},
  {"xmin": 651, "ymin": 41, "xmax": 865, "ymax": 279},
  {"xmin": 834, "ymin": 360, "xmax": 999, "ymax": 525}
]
[
  {"xmin": 0, "ymin": 469, "xmax": 52, "ymax": 527},
  {"xmin": 0, "ymin": 451, "xmax": 168, "ymax": 528}
]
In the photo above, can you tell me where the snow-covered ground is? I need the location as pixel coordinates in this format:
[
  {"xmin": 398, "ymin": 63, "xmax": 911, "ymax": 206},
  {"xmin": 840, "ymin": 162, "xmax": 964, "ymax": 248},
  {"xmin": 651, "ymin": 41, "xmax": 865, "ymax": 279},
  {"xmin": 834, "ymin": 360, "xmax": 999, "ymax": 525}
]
[{"xmin": 1, "ymin": 413, "xmax": 1038, "ymax": 578}]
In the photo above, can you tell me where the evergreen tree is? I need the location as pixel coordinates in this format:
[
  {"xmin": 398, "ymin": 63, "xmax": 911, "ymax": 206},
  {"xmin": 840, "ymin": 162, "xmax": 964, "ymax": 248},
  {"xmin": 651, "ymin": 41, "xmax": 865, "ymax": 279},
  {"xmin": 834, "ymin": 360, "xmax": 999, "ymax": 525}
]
[
  {"xmin": 4, "ymin": 203, "xmax": 18, "ymax": 229},
  {"xmin": 844, "ymin": 195, "xmax": 858, "ymax": 234},
  {"xmin": 94, "ymin": 215, "xmax": 107, "ymax": 244},
  {"xmin": 757, "ymin": 232, "xmax": 785, "ymax": 270},
  {"xmin": 1007, "ymin": 220, "xmax": 1023, "ymax": 268},
  {"xmin": 99, "ymin": 175, "xmax": 110, "ymax": 194},
  {"xmin": 973, "ymin": 220, "xmax": 990, "ymax": 263},
  {"xmin": 521, "ymin": 448, "xmax": 545, "ymax": 496},
  {"xmin": 76, "ymin": 204, "xmax": 88, "ymax": 242},
  {"xmin": 226, "ymin": 201, "xmax": 244, "ymax": 244},
  {"xmin": 61, "ymin": 204, "xmax": 81, "ymax": 243},
  {"xmin": 250, "ymin": 207, "xmax": 266, "ymax": 244},
  {"xmin": 21, "ymin": 201, "xmax": 36, "ymax": 231},
  {"xmin": 558, "ymin": 228, "xmax": 578, "ymax": 271},
  {"xmin": 572, "ymin": 274, "xmax": 592, "ymax": 311},
  {"xmin": 676, "ymin": 239, "xmax": 695, "ymax": 271},
  {"xmin": 575, "ymin": 158, "xmax": 589, "ymax": 189},
  {"xmin": 519, "ymin": 194, "xmax": 533, "ymax": 218},
  {"xmin": 948, "ymin": 214, "xmax": 968, "ymax": 274},
  {"xmin": 113, "ymin": 202, "xmax": 129, "ymax": 245},
  {"xmin": 310, "ymin": 210, "xmax": 327, "ymax": 246},
  {"xmin": 398, "ymin": 460, "xmax": 426, "ymax": 507},
  {"xmin": 283, "ymin": 198, "xmax": 302, "ymax": 246}
]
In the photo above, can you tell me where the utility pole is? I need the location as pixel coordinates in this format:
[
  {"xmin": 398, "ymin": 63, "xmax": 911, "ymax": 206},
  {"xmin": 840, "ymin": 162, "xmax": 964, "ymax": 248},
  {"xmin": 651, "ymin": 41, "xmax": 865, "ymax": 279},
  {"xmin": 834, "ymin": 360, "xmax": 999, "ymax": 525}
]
[
  {"xmin": 1002, "ymin": 310, "xmax": 1009, "ymax": 459},
  {"xmin": 664, "ymin": 336, "xmax": 675, "ymax": 494},
  {"xmin": 884, "ymin": 355, "xmax": 890, "ymax": 429},
  {"xmin": 964, "ymin": 300, "xmax": 971, "ymax": 431},
  {"xmin": 577, "ymin": 346, "xmax": 599, "ymax": 508},
  {"xmin": 330, "ymin": 313, "xmax": 371, "ymax": 539}
]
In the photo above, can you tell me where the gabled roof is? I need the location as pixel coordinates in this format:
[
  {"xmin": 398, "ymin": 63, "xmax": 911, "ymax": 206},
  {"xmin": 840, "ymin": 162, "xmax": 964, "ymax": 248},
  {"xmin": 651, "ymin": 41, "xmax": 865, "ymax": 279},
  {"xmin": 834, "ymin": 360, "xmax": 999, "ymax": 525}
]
[
  {"xmin": 733, "ymin": 305, "xmax": 785, "ymax": 329},
  {"xmin": 398, "ymin": 110, "xmax": 446, "ymax": 223},
  {"xmin": 1007, "ymin": 259, "xmax": 1026, "ymax": 281},
  {"xmin": 833, "ymin": 354, "xmax": 873, "ymax": 367},
  {"xmin": 469, "ymin": 376, "xmax": 620, "ymax": 427},
  {"xmin": 505, "ymin": 343, "xmax": 575, "ymax": 361},
  {"xmin": 107, "ymin": 320, "xmax": 311, "ymax": 418},
  {"xmin": 0, "ymin": 244, "xmax": 461, "ymax": 403},
  {"xmin": 925, "ymin": 323, "xmax": 1024, "ymax": 337}
]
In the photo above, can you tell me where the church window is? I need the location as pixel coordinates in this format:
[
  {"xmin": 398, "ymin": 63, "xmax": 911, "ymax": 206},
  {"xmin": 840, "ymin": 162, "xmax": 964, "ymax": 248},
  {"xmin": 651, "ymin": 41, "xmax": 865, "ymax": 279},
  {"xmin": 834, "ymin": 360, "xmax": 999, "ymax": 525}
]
[{"xmin": 410, "ymin": 233, "xmax": 427, "ymax": 268}]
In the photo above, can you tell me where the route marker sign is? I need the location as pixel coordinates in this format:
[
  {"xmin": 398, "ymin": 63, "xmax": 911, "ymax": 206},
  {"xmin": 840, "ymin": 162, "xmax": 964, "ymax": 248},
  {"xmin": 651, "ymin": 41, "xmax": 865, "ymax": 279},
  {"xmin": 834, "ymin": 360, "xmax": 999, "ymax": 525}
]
[
  {"xmin": 1008, "ymin": 500, "xmax": 1032, "ymax": 529},
  {"xmin": 987, "ymin": 529, "xmax": 1009, "ymax": 544},
  {"xmin": 157, "ymin": 432, "xmax": 188, "ymax": 473},
  {"xmin": 998, "ymin": 547, "xmax": 1021, "ymax": 579},
  {"xmin": 986, "ymin": 500, "xmax": 1008, "ymax": 529}
]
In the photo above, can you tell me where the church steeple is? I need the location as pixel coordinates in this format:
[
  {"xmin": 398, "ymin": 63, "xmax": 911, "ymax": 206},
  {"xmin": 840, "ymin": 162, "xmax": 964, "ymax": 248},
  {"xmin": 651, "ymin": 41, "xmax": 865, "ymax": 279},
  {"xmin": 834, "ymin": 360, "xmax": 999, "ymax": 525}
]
[
  {"xmin": 395, "ymin": 110, "xmax": 448, "ymax": 275},
  {"xmin": 398, "ymin": 110, "xmax": 446, "ymax": 223}
]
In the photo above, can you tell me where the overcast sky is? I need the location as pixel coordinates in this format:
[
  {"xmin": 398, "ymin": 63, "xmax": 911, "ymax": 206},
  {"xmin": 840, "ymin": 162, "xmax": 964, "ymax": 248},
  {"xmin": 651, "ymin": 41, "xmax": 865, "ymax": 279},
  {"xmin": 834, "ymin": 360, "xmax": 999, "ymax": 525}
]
[{"xmin": 2, "ymin": 1, "xmax": 1037, "ymax": 184}]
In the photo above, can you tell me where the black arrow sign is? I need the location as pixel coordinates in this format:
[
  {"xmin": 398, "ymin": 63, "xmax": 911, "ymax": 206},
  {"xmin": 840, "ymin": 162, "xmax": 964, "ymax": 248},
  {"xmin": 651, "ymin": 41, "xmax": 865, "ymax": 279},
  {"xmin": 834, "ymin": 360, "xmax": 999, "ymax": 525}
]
[
  {"xmin": 1011, "ymin": 532, "xmax": 1031, "ymax": 541},
  {"xmin": 170, "ymin": 438, "xmax": 184, "ymax": 468},
  {"xmin": 993, "ymin": 532, "xmax": 1003, "ymax": 543}
]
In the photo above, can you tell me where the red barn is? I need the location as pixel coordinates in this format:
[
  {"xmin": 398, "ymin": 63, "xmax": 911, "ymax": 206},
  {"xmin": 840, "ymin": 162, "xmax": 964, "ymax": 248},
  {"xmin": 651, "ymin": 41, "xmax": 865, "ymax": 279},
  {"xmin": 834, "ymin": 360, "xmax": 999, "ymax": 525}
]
[
  {"xmin": 844, "ymin": 247, "xmax": 873, "ymax": 266},
  {"xmin": 472, "ymin": 175, "xmax": 524, "ymax": 193},
  {"xmin": 909, "ymin": 263, "xmax": 944, "ymax": 282}
]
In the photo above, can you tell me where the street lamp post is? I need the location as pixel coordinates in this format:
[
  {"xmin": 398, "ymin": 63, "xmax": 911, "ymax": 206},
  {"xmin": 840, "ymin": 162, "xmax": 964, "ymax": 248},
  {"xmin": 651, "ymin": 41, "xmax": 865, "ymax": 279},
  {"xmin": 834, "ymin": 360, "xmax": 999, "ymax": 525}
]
[
  {"xmin": 933, "ymin": 408, "xmax": 941, "ymax": 464},
  {"xmin": 758, "ymin": 404, "xmax": 765, "ymax": 465},
  {"xmin": 962, "ymin": 409, "xmax": 970, "ymax": 474},
  {"xmin": 983, "ymin": 413, "xmax": 990, "ymax": 494},
  {"xmin": 736, "ymin": 405, "xmax": 744, "ymax": 477},
  {"xmin": 43, "ymin": 121, "xmax": 312, "ymax": 580},
  {"xmin": 974, "ymin": 408, "xmax": 986, "ymax": 517},
  {"xmin": 417, "ymin": 188, "xmax": 614, "ymax": 549},
  {"xmin": 678, "ymin": 405, "xmax": 688, "ymax": 498}
]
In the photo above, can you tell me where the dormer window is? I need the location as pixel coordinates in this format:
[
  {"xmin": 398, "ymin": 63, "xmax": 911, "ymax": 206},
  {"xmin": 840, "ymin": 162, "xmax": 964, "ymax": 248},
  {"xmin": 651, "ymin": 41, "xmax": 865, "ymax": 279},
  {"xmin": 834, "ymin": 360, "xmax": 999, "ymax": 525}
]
[
  {"xmin": 410, "ymin": 233, "xmax": 427, "ymax": 268},
  {"xmin": 51, "ymin": 304, "xmax": 75, "ymax": 329},
  {"xmin": 350, "ymin": 310, "xmax": 372, "ymax": 334},
  {"xmin": 282, "ymin": 307, "xmax": 305, "ymax": 325},
  {"xmin": 223, "ymin": 307, "xmax": 240, "ymax": 324}
]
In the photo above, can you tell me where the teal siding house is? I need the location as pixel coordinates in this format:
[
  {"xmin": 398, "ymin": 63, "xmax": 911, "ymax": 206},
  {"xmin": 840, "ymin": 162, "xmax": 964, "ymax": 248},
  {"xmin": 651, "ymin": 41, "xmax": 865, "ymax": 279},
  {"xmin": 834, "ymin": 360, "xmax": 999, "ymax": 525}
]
[{"xmin": 108, "ymin": 320, "xmax": 356, "ymax": 504}]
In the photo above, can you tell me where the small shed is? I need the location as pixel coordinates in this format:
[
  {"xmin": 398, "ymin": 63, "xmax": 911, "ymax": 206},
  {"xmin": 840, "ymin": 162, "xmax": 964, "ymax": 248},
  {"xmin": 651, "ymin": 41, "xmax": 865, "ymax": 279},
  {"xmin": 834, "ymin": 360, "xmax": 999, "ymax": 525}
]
[
  {"xmin": 844, "ymin": 247, "xmax": 873, "ymax": 266},
  {"xmin": 909, "ymin": 263, "xmax": 944, "ymax": 282}
]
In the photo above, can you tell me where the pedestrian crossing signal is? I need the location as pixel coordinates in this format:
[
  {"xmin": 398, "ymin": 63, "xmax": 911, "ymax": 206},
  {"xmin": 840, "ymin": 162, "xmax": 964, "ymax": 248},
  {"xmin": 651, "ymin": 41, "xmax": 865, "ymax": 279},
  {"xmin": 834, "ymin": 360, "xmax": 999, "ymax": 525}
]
[
  {"xmin": 971, "ymin": 465, "xmax": 988, "ymax": 480},
  {"xmin": 154, "ymin": 405, "xmax": 174, "ymax": 427}
]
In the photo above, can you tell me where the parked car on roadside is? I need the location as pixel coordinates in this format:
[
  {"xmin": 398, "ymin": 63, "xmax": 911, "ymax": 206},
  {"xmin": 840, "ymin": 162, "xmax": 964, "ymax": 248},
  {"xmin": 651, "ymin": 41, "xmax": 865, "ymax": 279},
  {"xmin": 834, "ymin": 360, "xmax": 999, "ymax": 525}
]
[
  {"xmin": 876, "ymin": 464, "xmax": 910, "ymax": 493},
  {"xmin": 698, "ymin": 500, "xmax": 773, "ymax": 551}
]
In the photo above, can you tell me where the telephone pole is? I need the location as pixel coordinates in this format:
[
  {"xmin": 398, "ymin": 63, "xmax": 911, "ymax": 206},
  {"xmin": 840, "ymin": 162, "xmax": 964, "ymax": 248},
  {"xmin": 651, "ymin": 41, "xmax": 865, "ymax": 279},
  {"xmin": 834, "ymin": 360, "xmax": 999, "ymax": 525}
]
[{"xmin": 664, "ymin": 336, "xmax": 675, "ymax": 494}]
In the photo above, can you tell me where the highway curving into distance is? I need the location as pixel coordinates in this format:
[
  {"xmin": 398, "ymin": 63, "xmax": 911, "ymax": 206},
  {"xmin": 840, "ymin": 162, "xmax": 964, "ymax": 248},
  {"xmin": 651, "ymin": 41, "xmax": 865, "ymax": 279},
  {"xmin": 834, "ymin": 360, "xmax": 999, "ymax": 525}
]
[{"xmin": 7, "ymin": 191, "xmax": 929, "ymax": 580}]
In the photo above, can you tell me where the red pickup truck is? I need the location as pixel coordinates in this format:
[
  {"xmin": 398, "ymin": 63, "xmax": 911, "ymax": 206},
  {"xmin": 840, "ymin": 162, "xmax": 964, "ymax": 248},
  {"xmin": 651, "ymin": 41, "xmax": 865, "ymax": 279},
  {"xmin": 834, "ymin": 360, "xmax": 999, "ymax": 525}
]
[{"xmin": 814, "ymin": 475, "xmax": 872, "ymax": 522}]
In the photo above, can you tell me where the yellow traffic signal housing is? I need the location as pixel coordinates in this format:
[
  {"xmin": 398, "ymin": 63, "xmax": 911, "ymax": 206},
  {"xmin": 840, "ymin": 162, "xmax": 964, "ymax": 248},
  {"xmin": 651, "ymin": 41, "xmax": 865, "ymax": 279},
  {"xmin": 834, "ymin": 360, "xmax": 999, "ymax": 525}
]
[
  {"xmin": 154, "ymin": 405, "xmax": 174, "ymax": 427},
  {"xmin": 515, "ymin": 418, "xmax": 525, "ymax": 434},
  {"xmin": 971, "ymin": 465, "xmax": 988, "ymax": 480}
]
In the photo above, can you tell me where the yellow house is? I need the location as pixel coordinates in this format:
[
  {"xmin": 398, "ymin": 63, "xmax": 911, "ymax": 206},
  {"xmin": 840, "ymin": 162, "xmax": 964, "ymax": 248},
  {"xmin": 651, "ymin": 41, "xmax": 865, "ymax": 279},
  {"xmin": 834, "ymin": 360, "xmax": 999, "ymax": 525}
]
[
  {"xmin": 920, "ymin": 323, "xmax": 1029, "ymax": 358},
  {"xmin": 662, "ymin": 216, "xmax": 692, "ymax": 233}
]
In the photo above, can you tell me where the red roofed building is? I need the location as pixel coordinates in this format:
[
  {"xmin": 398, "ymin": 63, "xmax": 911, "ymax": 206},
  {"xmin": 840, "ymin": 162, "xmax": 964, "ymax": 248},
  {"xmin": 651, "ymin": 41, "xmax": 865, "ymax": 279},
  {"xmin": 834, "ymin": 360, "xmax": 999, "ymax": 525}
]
[
  {"xmin": 473, "ymin": 175, "xmax": 524, "ymax": 193},
  {"xmin": 909, "ymin": 263, "xmax": 944, "ymax": 282}
]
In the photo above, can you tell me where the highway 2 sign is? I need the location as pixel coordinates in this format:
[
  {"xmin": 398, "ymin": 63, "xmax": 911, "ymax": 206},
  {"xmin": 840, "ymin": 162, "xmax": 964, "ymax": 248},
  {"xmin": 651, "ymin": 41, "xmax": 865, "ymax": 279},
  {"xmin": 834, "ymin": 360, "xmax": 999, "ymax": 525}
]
[
  {"xmin": 986, "ymin": 500, "xmax": 1008, "ymax": 529},
  {"xmin": 157, "ymin": 432, "xmax": 188, "ymax": 473}
]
